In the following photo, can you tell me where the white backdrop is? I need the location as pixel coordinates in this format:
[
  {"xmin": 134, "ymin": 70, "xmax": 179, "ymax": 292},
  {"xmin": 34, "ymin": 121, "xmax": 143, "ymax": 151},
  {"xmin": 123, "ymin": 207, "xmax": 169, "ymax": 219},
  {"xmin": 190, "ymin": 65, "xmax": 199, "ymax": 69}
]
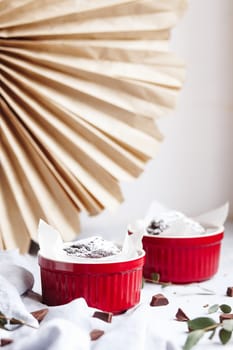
[{"xmin": 81, "ymin": 0, "xmax": 233, "ymax": 238}]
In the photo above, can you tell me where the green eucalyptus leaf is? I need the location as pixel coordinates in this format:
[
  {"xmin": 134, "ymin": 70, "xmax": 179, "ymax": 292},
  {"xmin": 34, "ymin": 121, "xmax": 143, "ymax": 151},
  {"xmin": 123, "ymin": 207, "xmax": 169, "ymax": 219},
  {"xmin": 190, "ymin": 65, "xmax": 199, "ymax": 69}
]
[
  {"xmin": 208, "ymin": 304, "xmax": 219, "ymax": 314},
  {"xmin": 151, "ymin": 272, "xmax": 160, "ymax": 282},
  {"xmin": 222, "ymin": 319, "xmax": 233, "ymax": 332},
  {"xmin": 219, "ymin": 328, "xmax": 232, "ymax": 345},
  {"xmin": 183, "ymin": 330, "xmax": 204, "ymax": 350},
  {"xmin": 220, "ymin": 304, "xmax": 232, "ymax": 314},
  {"xmin": 188, "ymin": 317, "xmax": 217, "ymax": 331}
]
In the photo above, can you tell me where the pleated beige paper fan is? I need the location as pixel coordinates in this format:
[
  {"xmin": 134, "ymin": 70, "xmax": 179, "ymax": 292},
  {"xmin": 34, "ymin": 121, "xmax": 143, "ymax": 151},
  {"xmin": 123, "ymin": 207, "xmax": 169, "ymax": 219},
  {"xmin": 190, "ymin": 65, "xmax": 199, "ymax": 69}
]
[{"xmin": 0, "ymin": 0, "xmax": 186, "ymax": 252}]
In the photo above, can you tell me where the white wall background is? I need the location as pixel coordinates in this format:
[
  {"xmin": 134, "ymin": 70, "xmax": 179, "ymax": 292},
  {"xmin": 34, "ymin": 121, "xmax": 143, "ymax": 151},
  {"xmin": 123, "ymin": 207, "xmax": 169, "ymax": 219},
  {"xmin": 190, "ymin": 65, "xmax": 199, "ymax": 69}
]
[{"xmin": 81, "ymin": 0, "xmax": 233, "ymax": 238}]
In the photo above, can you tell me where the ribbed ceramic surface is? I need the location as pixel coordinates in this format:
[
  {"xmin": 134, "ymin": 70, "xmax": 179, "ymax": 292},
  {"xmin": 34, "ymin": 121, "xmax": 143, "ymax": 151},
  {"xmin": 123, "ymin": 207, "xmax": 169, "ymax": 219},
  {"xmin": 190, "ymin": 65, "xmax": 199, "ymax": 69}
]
[
  {"xmin": 39, "ymin": 253, "xmax": 145, "ymax": 314},
  {"xmin": 142, "ymin": 231, "xmax": 224, "ymax": 283}
]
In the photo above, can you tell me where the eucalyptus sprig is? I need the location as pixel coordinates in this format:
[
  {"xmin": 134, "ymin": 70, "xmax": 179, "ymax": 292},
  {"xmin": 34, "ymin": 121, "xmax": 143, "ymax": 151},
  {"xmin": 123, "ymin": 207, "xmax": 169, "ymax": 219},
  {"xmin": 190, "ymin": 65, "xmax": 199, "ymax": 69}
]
[
  {"xmin": 184, "ymin": 318, "xmax": 233, "ymax": 349},
  {"xmin": 183, "ymin": 311, "xmax": 233, "ymax": 349},
  {"xmin": 0, "ymin": 312, "xmax": 37, "ymax": 330},
  {"xmin": 144, "ymin": 272, "xmax": 172, "ymax": 287}
]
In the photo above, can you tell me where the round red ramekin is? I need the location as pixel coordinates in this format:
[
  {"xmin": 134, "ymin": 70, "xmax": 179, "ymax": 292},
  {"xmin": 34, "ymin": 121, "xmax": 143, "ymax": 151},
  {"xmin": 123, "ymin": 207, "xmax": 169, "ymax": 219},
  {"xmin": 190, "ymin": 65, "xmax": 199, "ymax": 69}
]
[
  {"xmin": 38, "ymin": 251, "xmax": 145, "ymax": 314},
  {"xmin": 142, "ymin": 227, "xmax": 224, "ymax": 284}
]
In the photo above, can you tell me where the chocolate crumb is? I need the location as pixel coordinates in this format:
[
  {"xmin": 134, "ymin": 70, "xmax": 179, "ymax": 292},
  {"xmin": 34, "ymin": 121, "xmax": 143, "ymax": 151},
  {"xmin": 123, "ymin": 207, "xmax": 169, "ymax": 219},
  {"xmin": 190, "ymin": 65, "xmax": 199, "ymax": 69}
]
[
  {"xmin": 31, "ymin": 308, "xmax": 49, "ymax": 323},
  {"xmin": 150, "ymin": 293, "xmax": 169, "ymax": 307},
  {"xmin": 90, "ymin": 329, "xmax": 105, "ymax": 341},
  {"xmin": 175, "ymin": 308, "xmax": 189, "ymax": 321},
  {"xmin": 0, "ymin": 339, "xmax": 13, "ymax": 347},
  {"xmin": 203, "ymin": 304, "xmax": 209, "ymax": 308},
  {"xmin": 93, "ymin": 311, "xmax": 113, "ymax": 323},
  {"xmin": 226, "ymin": 287, "xmax": 233, "ymax": 297},
  {"xmin": 219, "ymin": 313, "xmax": 233, "ymax": 323}
]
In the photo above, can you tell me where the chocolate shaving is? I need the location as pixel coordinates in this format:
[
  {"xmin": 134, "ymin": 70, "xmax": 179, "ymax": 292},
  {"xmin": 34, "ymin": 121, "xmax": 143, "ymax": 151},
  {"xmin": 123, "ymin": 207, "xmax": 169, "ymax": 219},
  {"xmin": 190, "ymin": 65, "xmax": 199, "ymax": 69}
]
[
  {"xmin": 219, "ymin": 313, "xmax": 233, "ymax": 323},
  {"xmin": 175, "ymin": 308, "xmax": 190, "ymax": 321},
  {"xmin": 31, "ymin": 308, "xmax": 49, "ymax": 323},
  {"xmin": 90, "ymin": 329, "xmax": 105, "ymax": 341},
  {"xmin": 0, "ymin": 339, "xmax": 13, "ymax": 347},
  {"xmin": 150, "ymin": 293, "xmax": 169, "ymax": 307},
  {"xmin": 226, "ymin": 287, "xmax": 233, "ymax": 297},
  {"xmin": 92, "ymin": 311, "xmax": 113, "ymax": 323}
]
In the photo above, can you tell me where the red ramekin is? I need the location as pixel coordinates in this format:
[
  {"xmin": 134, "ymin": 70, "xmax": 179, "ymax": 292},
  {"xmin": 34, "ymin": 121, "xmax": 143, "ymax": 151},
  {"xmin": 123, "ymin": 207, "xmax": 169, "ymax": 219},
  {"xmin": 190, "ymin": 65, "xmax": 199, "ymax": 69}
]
[
  {"xmin": 38, "ymin": 251, "xmax": 145, "ymax": 314},
  {"xmin": 142, "ymin": 227, "xmax": 224, "ymax": 284}
]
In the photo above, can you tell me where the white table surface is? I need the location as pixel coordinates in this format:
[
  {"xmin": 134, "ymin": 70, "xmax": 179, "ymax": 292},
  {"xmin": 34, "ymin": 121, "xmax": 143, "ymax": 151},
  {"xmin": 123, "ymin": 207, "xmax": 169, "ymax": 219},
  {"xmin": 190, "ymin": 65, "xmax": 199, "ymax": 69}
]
[{"xmin": 1, "ymin": 221, "xmax": 232, "ymax": 350}]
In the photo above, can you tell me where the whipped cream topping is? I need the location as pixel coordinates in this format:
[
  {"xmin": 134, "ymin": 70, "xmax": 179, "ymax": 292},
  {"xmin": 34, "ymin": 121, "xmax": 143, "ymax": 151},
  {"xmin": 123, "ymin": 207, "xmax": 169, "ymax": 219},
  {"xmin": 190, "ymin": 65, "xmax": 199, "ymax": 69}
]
[{"xmin": 63, "ymin": 236, "xmax": 121, "ymax": 258}]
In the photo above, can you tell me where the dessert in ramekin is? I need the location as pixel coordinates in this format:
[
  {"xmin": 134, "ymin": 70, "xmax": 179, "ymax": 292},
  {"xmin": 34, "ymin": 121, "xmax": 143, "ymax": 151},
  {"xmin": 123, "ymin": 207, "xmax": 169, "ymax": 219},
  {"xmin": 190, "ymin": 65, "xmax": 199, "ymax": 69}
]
[
  {"xmin": 142, "ymin": 226, "xmax": 224, "ymax": 284},
  {"xmin": 38, "ymin": 222, "xmax": 145, "ymax": 314},
  {"xmin": 129, "ymin": 204, "xmax": 228, "ymax": 284}
]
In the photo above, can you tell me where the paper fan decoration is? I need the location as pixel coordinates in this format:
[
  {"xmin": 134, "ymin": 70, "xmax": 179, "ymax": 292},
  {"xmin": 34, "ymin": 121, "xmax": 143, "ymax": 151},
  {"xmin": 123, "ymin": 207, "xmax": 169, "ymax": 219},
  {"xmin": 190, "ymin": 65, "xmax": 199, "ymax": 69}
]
[{"xmin": 0, "ymin": 0, "xmax": 186, "ymax": 252}]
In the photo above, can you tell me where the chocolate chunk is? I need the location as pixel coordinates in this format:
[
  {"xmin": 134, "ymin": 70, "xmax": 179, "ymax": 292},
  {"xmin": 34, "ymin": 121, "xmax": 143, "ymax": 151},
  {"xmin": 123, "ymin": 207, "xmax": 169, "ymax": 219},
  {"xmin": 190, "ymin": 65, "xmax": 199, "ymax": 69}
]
[
  {"xmin": 10, "ymin": 318, "xmax": 24, "ymax": 325},
  {"xmin": 150, "ymin": 293, "xmax": 169, "ymax": 306},
  {"xmin": 175, "ymin": 308, "xmax": 190, "ymax": 321},
  {"xmin": 146, "ymin": 220, "xmax": 168, "ymax": 235},
  {"xmin": 31, "ymin": 308, "xmax": 49, "ymax": 323},
  {"xmin": 0, "ymin": 339, "xmax": 13, "ymax": 347},
  {"xmin": 90, "ymin": 329, "xmax": 105, "ymax": 341},
  {"xmin": 92, "ymin": 311, "xmax": 113, "ymax": 323},
  {"xmin": 219, "ymin": 313, "xmax": 233, "ymax": 323},
  {"xmin": 226, "ymin": 287, "xmax": 233, "ymax": 297}
]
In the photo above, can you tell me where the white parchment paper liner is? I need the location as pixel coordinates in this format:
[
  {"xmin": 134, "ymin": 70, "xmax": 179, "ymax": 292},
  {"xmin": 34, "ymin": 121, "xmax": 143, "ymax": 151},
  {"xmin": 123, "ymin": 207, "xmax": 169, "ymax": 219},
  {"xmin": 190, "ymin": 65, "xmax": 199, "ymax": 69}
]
[
  {"xmin": 129, "ymin": 202, "xmax": 229, "ymax": 237},
  {"xmin": 38, "ymin": 220, "xmax": 143, "ymax": 263}
]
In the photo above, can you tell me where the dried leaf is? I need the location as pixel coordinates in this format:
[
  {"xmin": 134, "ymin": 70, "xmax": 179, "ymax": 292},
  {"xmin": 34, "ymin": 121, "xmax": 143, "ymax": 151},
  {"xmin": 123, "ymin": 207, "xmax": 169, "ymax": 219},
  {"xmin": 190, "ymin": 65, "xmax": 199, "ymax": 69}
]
[
  {"xmin": 219, "ymin": 328, "xmax": 232, "ymax": 345},
  {"xmin": 183, "ymin": 329, "xmax": 205, "ymax": 350}
]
